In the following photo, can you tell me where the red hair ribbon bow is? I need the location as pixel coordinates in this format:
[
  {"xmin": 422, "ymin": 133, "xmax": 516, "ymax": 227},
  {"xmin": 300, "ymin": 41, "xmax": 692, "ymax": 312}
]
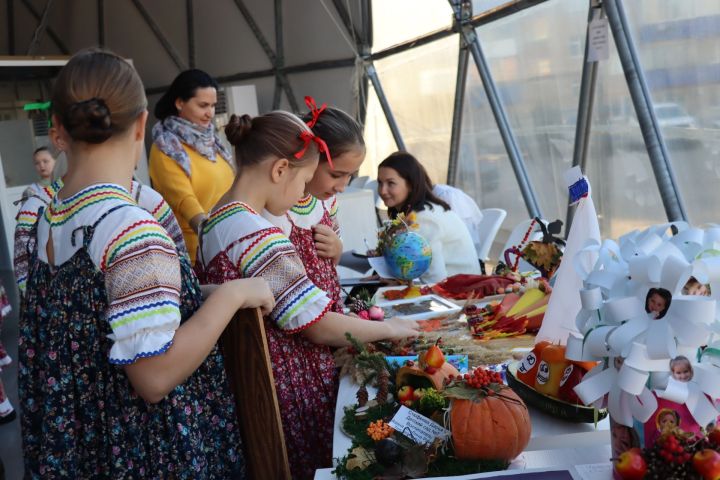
[
  {"xmin": 304, "ymin": 96, "xmax": 327, "ymax": 129},
  {"xmin": 293, "ymin": 95, "xmax": 334, "ymax": 169},
  {"xmin": 294, "ymin": 130, "xmax": 334, "ymax": 169}
]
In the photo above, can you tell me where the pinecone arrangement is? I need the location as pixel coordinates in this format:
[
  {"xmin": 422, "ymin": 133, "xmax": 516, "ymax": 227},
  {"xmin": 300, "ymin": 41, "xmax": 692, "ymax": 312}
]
[{"xmin": 347, "ymin": 289, "xmax": 385, "ymax": 321}]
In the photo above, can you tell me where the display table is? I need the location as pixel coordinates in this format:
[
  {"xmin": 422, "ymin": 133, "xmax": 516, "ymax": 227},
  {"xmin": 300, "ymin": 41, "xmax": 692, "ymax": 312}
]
[
  {"xmin": 322, "ymin": 284, "xmax": 616, "ymax": 479},
  {"xmin": 321, "ymin": 374, "xmax": 613, "ymax": 480},
  {"xmin": 332, "ymin": 376, "xmax": 610, "ymax": 459}
]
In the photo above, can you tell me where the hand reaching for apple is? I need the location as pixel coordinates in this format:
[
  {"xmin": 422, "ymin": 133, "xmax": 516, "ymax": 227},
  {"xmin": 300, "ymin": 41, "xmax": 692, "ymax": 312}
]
[{"xmin": 384, "ymin": 317, "xmax": 420, "ymax": 341}]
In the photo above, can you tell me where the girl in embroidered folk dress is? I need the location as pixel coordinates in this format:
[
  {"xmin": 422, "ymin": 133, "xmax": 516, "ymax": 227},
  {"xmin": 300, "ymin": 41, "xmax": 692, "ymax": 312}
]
[
  {"xmin": 198, "ymin": 112, "xmax": 420, "ymax": 480},
  {"xmin": 18, "ymin": 49, "xmax": 274, "ymax": 479},
  {"xmin": 264, "ymin": 98, "xmax": 365, "ymax": 313},
  {"xmin": 14, "ymin": 177, "xmax": 187, "ymax": 296}
]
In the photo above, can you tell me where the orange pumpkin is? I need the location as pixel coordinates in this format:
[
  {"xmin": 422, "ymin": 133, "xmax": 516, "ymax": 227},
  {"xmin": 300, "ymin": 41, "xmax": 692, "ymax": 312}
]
[{"xmin": 450, "ymin": 387, "xmax": 531, "ymax": 460}]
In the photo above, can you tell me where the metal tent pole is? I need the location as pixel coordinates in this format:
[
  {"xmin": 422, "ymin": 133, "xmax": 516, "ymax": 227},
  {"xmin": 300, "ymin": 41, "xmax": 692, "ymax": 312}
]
[
  {"xmin": 450, "ymin": 0, "xmax": 542, "ymax": 218},
  {"xmin": 366, "ymin": 63, "xmax": 406, "ymax": 151},
  {"xmin": 565, "ymin": 0, "xmax": 601, "ymax": 235},
  {"xmin": 604, "ymin": 0, "xmax": 687, "ymax": 221},
  {"xmin": 447, "ymin": 0, "xmax": 472, "ymax": 186},
  {"xmin": 447, "ymin": 41, "xmax": 470, "ymax": 186}
]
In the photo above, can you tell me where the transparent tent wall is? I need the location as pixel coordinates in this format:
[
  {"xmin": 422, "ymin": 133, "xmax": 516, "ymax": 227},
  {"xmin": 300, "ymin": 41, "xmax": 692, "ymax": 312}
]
[
  {"xmin": 459, "ymin": 0, "xmax": 668, "ymax": 245},
  {"xmin": 365, "ymin": 0, "xmax": 713, "ymax": 257},
  {"xmin": 361, "ymin": 0, "xmax": 457, "ymax": 189},
  {"xmin": 623, "ymin": 1, "xmax": 720, "ymax": 226}
]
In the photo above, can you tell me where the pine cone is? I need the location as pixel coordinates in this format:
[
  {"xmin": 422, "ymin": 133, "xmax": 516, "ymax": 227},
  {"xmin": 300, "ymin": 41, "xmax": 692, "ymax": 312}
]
[
  {"xmin": 349, "ymin": 297, "xmax": 369, "ymax": 313},
  {"xmin": 357, "ymin": 385, "xmax": 369, "ymax": 407},
  {"xmin": 375, "ymin": 369, "xmax": 390, "ymax": 405}
]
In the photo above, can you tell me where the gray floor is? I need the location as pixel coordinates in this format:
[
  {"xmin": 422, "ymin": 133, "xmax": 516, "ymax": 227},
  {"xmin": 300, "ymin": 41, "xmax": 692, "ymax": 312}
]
[{"xmin": 0, "ymin": 269, "xmax": 23, "ymax": 480}]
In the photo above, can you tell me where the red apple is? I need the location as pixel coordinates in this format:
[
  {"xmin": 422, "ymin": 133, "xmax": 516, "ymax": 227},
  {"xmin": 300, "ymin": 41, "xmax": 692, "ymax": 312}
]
[
  {"xmin": 397, "ymin": 386, "xmax": 414, "ymax": 407},
  {"xmin": 368, "ymin": 306, "xmax": 385, "ymax": 320},
  {"xmin": 614, "ymin": 448, "xmax": 647, "ymax": 480},
  {"xmin": 693, "ymin": 449, "xmax": 720, "ymax": 479},
  {"xmin": 412, "ymin": 388, "xmax": 425, "ymax": 401},
  {"xmin": 708, "ymin": 427, "xmax": 720, "ymax": 445}
]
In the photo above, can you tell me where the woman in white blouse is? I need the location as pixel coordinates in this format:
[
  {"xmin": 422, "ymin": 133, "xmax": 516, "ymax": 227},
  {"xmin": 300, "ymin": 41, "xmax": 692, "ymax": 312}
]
[{"xmin": 377, "ymin": 152, "xmax": 480, "ymax": 283}]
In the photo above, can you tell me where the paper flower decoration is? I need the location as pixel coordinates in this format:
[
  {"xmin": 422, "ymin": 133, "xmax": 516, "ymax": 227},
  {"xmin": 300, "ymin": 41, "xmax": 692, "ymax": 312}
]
[{"xmin": 567, "ymin": 222, "xmax": 720, "ymax": 427}]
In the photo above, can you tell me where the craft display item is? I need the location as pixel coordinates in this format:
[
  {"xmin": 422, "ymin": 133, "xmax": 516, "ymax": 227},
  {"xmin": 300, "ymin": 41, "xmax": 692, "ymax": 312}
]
[
  {"xmin": 506, "ymin": 363, "xmax": 607, "ymax": 423},
  {"xmin": 367, "ymin": 420, "xmax": 395, "ymax": 441},
  {"xmin": 613, "ymin": 428, "xmax": 720, "ymax": 480},
  {"xmin": 367, "ymin": 212, "xmax": 432, "ymax": 282},
  {"xmin": 445, "ymin": 367, "xmax": 532, "ymax": 461},
  {"xmin": 614, "ymin": 448, "xmax": 647, "ymax": 480},
  {"xmin": 347, "ymin": 288, "xmax": 385, "ymax": 320},
  {"xmin": 516, "ymin": 341, "xmax": 552, "ymax": 387},
  {"xmin": 465, "ymin": 286, "xmax": 551, "ymax": 339},
  {"xmin": 396, "ymin": 342, "xmax": 460, "ymax": 392},
  {"xmin": 367, "ymin": 212, "xmax": 417, "ymax": 258},
  {"xmin": 335, "ymin": 340, "xmax": 512, "ymax": 479},
  {"xmin": 503, "ymin": 218, "xmax": 565, "ymax": 278},
  {"xmin": 534, "ymin": 344, "xmax": 568, "ymax": 398},
  {"xmin": 382, "ymin": 285, "xmax": 432, "ymax": 301}
]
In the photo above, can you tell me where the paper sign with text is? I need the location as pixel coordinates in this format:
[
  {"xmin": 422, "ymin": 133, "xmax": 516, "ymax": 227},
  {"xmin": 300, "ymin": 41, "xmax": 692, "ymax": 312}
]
[
  {"xmin": 388, "ymin": 406, "xmax": 450, "ymax": 445},
  {"xmin": 587, "ymin": 17, "xmax": 609, "ymax": 62}
]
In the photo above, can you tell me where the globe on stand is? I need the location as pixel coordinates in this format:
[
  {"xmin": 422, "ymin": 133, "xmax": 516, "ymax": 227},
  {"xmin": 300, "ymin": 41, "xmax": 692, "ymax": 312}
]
[{"xmin": 383, "ymin": 231, "xmax": 432, "ymax": 283}]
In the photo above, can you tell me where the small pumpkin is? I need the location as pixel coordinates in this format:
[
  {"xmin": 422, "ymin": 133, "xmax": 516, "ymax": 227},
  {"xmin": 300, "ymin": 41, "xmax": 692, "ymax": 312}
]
[{"xmin": 450, "ymin": 387, "xmax": 531, "ymax": 461}]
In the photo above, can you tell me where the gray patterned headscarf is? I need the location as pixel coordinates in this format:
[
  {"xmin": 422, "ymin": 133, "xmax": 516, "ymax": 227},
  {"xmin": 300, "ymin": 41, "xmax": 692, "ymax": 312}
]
[{"xmin": 151, "ymin": 116, "xmax": 233, "ymax": 177}]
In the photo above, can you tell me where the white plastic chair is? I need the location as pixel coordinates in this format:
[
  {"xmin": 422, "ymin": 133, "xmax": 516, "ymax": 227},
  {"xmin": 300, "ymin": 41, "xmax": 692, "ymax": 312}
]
[
  {"xmin": 475, "ymin": 208, "xmax": 507, "ymax": 267},
  {"xmin": 500, "ymin": 218, "xmax": 548, "ymax": 273},
  {"xmin": 349, "ymin": 175, "xmax": 369, "ymax": 189}
]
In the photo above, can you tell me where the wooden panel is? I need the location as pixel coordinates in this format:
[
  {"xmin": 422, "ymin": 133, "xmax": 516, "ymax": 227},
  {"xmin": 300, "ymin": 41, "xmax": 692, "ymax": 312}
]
[{"xmin": 221, "ymin": 307, "xmax": 290, "ymax": 480}]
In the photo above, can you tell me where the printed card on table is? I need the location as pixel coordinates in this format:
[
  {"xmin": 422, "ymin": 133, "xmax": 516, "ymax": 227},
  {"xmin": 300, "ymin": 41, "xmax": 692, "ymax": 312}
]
[{"xmin": 388, "ymin": 406, "xmax": 450, "ymax": 445}]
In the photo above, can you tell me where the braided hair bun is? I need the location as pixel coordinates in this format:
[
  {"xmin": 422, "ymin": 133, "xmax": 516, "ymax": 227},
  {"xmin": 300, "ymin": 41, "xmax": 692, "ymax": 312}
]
[
  {"xmin": 63, "ymin": 98, "xmax": 113, "ymax": 144},
  {"xmin": 224, "ymin": 114, "xmax": 253, "ymax": 146}
]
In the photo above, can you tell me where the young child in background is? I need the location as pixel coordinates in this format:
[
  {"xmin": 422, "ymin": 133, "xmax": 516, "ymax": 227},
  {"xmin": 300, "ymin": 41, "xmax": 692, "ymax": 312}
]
[
  {"xmin": 645, "ymin": 287, "xmax": 672, "ymax": 319},
  {"xmin": 197, "ymin": 112, "xmax": 419, "ymax": 480},
  {"xmin": 670, "ymin": 355, "xmax": 693, "ymax": 382},
  {"xmin": 682, "ymin": 276, "xmax": 710, "ymax": 296},
  {"xmin": 264, "ymin": 97, "xmax": 365, "ymax": 313},
  {"xmin": 26, "ymin": 146, "xmax": 56, "ymax": 193},
  {"xmin": 19, "ymin": 48, "xmax": 274, "ymax": 478},
  {"xmin": 0, "ymin": 283, "xmax": 14, "ymax": 424}
]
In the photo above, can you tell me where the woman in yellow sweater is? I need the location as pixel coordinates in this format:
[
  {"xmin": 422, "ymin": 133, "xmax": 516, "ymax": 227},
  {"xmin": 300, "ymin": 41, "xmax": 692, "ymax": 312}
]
[{"xmin": 149, "ymin": 69, "xmax": 234, "ymax": 262}]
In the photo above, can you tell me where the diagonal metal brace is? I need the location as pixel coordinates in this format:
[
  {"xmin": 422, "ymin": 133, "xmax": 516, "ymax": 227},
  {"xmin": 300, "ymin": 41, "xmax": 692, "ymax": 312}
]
[
  {"xmin": 19, "ymin": 0, "xmax": 68, "ymax": 54},
  {"xmin": 231, "ymin": 0, "xmax": 298, "ymax": 112},
  {"xmin": 130, "ymin": 0, "xmax": 188, "ymax": 71}
]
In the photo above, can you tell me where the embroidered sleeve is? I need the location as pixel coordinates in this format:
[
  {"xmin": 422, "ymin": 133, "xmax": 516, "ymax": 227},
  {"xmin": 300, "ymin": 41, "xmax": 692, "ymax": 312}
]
[
  {"xmin": 102, "ymin": 216, "xmax": 182, "ymax": 364},
  {"xmin": 231, "ymin": 226, "xmax": 332, "ymax": 332},
  {"xmin": 137, "ymin": 184, "xmax": 189, "ymax": 258},
  {"xmin": 14, "ymin": 198, "xmax": 44, "ymax": 294}
]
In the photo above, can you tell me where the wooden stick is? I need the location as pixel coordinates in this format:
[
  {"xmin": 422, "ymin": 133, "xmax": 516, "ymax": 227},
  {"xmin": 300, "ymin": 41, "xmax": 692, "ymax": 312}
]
[{"xmin": 221, "ymin": 307, "xmax": 291, "ymax": 480}]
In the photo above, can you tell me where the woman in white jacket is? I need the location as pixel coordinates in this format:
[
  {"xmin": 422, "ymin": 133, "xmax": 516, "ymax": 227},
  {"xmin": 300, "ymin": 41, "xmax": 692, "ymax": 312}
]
[{"xmin": 377, "ymin": 152, "xmax": 480, "ymax": 283}]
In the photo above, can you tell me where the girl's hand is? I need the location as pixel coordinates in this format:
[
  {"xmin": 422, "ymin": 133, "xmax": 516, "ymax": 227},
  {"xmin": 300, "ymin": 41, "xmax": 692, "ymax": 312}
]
[
  {"xmin": 221, "ymin": 277, "xmax": 275, "ymax": 315},
  {"xmin": 384, "ymin": 317, "xmax": 420, "ymax": 341},
  {"xmin": 313, "ymin": 224, "xmax": 342, "ymax": 260}
]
